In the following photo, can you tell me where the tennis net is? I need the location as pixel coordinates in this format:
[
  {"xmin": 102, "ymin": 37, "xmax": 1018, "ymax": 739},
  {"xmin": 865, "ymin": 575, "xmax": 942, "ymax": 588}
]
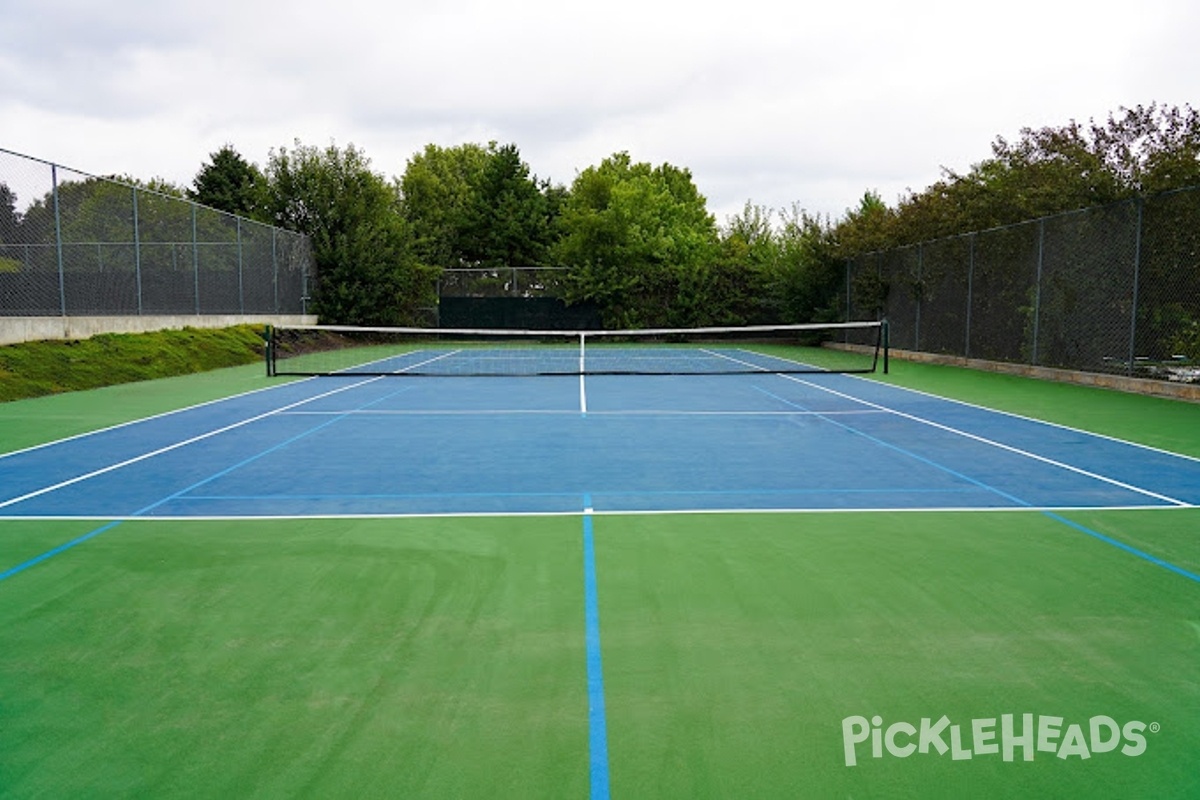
[{"xmin": 266, "ymin": 320, "xmax": 888, "ymax": 377}]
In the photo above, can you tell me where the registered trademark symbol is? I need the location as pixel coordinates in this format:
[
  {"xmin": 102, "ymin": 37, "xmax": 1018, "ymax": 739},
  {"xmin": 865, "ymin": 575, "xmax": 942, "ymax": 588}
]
[{"xmin": 1149, "ymin": 722, "xmax": 1161, "ymax": 734}]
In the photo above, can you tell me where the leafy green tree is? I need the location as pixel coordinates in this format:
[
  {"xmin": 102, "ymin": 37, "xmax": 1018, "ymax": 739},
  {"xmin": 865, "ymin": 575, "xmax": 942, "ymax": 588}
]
[
  {"xmin": 716, "ymin": 202, "xmax": 781, "ymax": 323},
  {"xmin": 853, "ymin": 104, "xmax": 1200, "ymax": 255},
  {"xmin": 833, "ymin": 191, "xmax": 895, "ymax": 253},
  {"xmin": 399, "ymin": 141, "xmax": 562, "ymax": 279},
  {"xmin": 20, "ymin": 177, "xmax": 133, "ymax": 244},
  {"xmin": 721, "ymin": 202, "xmax": 776, "ymax": 269},
  {"xmin": 1097, "ymin": 103, "xmax": 1200, "ymax": 193},
  {"xmin": 14, "ymin": 175, "xmax": 237, "ymax": 299},
  {"xmin": 191, "ymin": 145, "xmax": 270, "ymax": 221},
  {"xmin": 461, "ymin": 143, "xmax": 561, "ymax": 269},
  {"xmin": 398, "ymin": 143, "xmax": 491, "ymax": 269},
  {"xmin": 555, "ymin": 152, "xmax": 720, "ymax": 327},
  {"xmin": 267, "ymin": 140, "xmax": 435, "ymax": 325},
  {"xmin": 774, "ymin": 205, "xmax": 844, "ymax": 323},
  {"xmin": 0, "ymin": 183, "xmax": 21, "ymax": 244}
]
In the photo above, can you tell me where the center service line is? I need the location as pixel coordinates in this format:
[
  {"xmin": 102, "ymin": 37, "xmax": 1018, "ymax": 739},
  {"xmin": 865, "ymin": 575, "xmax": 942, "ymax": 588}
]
[{"xmin": 582, "ymin": 495, "xmax": 610, "ymax": 799}]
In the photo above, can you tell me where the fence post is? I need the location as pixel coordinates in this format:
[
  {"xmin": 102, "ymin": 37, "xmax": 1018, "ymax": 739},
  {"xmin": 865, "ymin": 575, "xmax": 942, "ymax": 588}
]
[
  {"xmin": 192, "ymin": 204, "xmax": 200, "ymax": 314},
  {"xmin": 236, "ymin": 217, "xmax": 245, "ymax": 313},
  {"xmin": 52, "ymin": 164, "xmax": 66, "ymax": 315},
  {"xmin": 965, "ymin": 233, "xmax": 975, "ymax": 359},
  {"xmin": 915, "ymin": 243, "xmax": 923, "ymax": 351},
  {"xmin": 272, "ymin": 227, "xmax": 279, "ymax": 313},
  {"xmin": 1128, "ymin": 197, "xmax": 1144, "ymax": 377},
  {"xmin": 132, "ymin": 186, "xmax": 143, "ymax": 314},
  {"xmin": 302, "ymin": 238, "xmax": 310, "ymax": 315},
  {"xmin": 1032, "ymin": 219, "xmax": 1045, "ymax": 366}
]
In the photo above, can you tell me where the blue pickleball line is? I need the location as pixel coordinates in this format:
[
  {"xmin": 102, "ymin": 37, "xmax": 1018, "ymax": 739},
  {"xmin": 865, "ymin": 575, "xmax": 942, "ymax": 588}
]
[
  {"xmin": 0, "ymin": 521, "xmax": 123, "ymax": 583},
  {"xmin": 752, "ymin": 384, "xmax": 1031, "ymax": 506},
  {"xmin": 754, "ymin": 383, "xmax": 1200, "ymax": 585},
  {"xmin": 1042, "ymin": 511, "xmax": 1200, "ymax": 585},
  {"xmin": 582, "ymin": 495, "xmax": 610, "ymax": 799},
  {"xmin": 0, "ymin": 380, "xmax": 411, "ymax": 582}
]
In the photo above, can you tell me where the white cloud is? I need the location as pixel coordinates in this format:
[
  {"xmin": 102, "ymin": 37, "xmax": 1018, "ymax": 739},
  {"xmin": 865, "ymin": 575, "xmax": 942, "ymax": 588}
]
[{"xmin": 1, "ymin": 0, "xmax": 1196, "ymax": 222}]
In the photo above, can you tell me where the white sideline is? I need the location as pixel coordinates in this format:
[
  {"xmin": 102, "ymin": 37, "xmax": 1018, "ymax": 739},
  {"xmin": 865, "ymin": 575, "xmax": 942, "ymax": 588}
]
[{"xmin": 0, "ymin": 376, "xmax": 383, "ymax": 510}]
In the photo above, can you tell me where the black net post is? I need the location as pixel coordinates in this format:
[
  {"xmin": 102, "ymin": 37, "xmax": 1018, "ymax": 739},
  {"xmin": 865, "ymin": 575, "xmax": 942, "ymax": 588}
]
[{"xmin": 264, "ymin": 325, "xmax": 275, "ymax": 377}]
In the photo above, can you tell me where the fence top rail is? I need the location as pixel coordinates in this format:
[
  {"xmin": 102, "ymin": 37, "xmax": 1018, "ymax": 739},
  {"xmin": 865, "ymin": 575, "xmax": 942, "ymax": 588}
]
[{"xmin": 0, "ymin": 146, "xmax": 300, "ymax": 237}]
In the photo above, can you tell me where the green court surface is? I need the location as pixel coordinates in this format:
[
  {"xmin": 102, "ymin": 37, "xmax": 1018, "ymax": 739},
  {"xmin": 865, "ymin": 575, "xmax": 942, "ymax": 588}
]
[
  {"xmin": 2, "ymin": 362, "xmax": 1199, "ymax": 799},
  {"xmin": 1, "ymin": 517, "xmax": 587, "ymax": 798}
]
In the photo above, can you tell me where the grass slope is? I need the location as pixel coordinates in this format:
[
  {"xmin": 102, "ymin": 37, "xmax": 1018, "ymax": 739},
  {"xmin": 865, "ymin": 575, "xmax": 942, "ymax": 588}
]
[{"xmin": 0, "ymin": 326, "xmax": 267, "ymax": 402}]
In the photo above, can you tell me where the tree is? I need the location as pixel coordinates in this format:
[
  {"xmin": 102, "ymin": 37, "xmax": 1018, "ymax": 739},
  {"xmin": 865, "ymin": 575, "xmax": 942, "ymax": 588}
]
[
  {"xmin": 398, "ymin": 143, "xmax": 491, "ymax": 269},
  {"xmin": 399, "ymin": 142, "xmax": 562, "ymax": 276},
  {"xmin": 1091, "ymin": 103, "xmax": 1200, "ymax": 194},
  {"xmin": 775, "ymin": 205, "xmax": 844, "ymax": 323},
  {"xmin": 833, "ymin": 191, "xmax": 896, "ymax": 253},
  {"xmin": 721, "ymin": 202, "xmax": 776, "ymax": 269},
  {"xmin": 716, "ymin": 202, "xmax": 783, "ymax": 323},
  {"xmin": 555, "ymin": 152, "xmax": 720, "ymax": 327},
  {"xmin": 0, "ymin": 183, "xmax": 21, "ymax": 244},
  {"xmin": 851, "ymin": 104, "xmax": 1200, "ymax": 255},
  {"xmin": 20, "ymin": 177, "xmax": 133, "ymax": 244},
  {"xmin": 266, "ymin": 140, "xmax": 435, "ymax": 325},
  {"xmin": 191, "ymin": 145, "xmax": 270, "ymax": 221},
  {"xmin": 460, "ymin": 143, "xmax": 561, "ymax": 269}
]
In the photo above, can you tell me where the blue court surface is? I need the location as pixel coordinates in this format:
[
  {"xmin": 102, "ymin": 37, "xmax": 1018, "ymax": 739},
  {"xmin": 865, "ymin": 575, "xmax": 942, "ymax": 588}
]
[{"xmin": 1, "ymin": 371, "xmax": 1198, "ymax": 519}]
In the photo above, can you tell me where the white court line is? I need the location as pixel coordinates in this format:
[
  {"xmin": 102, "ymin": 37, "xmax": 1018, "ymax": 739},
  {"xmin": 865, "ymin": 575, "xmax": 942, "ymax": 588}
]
[
  {"xmin": 775, "ymin": 373, "xmax": 1191, "ymax": 507},
  {"xmin": 275, "ymin": 408, "xmax": 887, "ymax": 417},
  {"xmin": 715, "ymin": 344, "xmax": 1200, "ymax": 466},
  {"xmin": 851, "ymin": 375, "xmax": 1200, "ymax": 466},
  {"xmin": 0, "ymin": 376, "xmax": 384, "ymax": 511},
  {"xmin": 700, "ymin": 347, "xmax": 809, "ymax": 371},
  {"xmin": 705, "ymin": 347, "xmax": 1191, "ymax": 507},
  {"xmin": 0, "ymin": 375, "xmax": 317, "ymax": 461},
  {"xmin": 1, "ymin": 503, "xmax": 1192, "ymax": 522},
  {"xmin": 0, "ymin": 346, "xmax": 458, "ymax": 465},
  {"xmin": 393, "ymin": 349, "xmax": 462, "ymax": 373}
]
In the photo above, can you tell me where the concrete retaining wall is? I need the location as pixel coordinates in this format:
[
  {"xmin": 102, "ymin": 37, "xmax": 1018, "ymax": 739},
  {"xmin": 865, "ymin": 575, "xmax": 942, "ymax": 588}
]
[{"xmin": 0, "ymin": 315, "xmax": 318, "ymax": 346}]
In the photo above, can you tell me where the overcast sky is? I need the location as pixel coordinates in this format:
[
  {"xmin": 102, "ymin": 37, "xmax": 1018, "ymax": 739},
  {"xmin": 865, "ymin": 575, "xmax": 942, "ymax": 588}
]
[{"xmin": 1, "ymin": 0, "xmax": 1197, "ymax": 225}]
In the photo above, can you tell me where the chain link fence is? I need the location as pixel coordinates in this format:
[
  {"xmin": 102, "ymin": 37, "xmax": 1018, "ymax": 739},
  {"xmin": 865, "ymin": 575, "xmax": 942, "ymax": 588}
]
[
  {"xmin": 0, "ymin": 148, "xmax": 314, "ymax": 317},
  {"xmin": 437, "ymin": 266, "xmax": 572, "ymax": 300},
  {"xmin": 847, "ymin": 187, "xmax": 1200, "ymax": 384}
]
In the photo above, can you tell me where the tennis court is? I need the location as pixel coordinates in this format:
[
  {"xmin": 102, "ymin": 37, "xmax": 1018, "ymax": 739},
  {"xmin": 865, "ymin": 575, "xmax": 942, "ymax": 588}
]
[{"xmin": 2, "ymin": 334, "xmax": 1199, "ymax": 798}]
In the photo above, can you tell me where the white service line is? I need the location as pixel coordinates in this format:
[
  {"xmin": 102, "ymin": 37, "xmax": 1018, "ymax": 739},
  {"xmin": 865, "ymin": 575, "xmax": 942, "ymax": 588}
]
[
  {"xmin": 702, "ymin": 347, "xmax": 823, "ymax": 372},
  {"xmin": 393, "ymin": 349, "xmax": 462, "ymax": 373},
  {"xmin": 3, "ymin": 502, "xmax": 1190, "ymax": 522},
  {"xmin": 0, "ymin": 375, "xmax": 318, "ymax": 461},
  {"xmin": 776, "ymin": 373, "xmax": 1191, "ymax": 507},
  {"xmin": 275, "ymin": 408, "xmax": 886, "ymax": 416},
  {"xmin": 0, "ymin": 376, "xmax": 384, "ymax": 510},
  {"xmin": 849, "ymin": 374, "xmax": 1200, "ymax": 465}
]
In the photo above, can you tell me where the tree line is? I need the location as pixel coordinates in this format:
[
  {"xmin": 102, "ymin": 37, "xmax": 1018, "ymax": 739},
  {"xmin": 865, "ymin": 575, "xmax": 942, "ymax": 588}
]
[{"xmin": 3, "ymin": 103, "xmax": 1197, "ymax": 328}]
